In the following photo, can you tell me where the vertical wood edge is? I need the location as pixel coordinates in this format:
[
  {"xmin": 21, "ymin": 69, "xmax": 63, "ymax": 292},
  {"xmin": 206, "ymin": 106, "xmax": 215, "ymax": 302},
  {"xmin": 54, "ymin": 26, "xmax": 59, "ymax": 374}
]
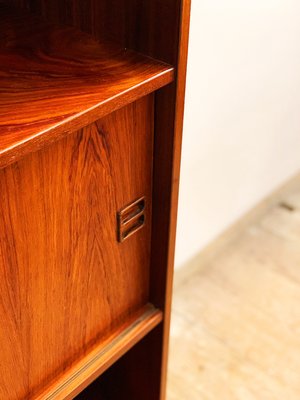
[{"xmin": 159, "ymin": 0, "xmax": 192, "ymax": 398}]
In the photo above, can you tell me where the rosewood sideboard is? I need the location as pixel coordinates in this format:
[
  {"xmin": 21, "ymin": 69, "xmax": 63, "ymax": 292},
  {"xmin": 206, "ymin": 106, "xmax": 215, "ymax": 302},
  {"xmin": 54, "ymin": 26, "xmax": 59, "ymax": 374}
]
[{"xmin": 0, "ymin": 1, "xmax": 190, "ymax": 398}]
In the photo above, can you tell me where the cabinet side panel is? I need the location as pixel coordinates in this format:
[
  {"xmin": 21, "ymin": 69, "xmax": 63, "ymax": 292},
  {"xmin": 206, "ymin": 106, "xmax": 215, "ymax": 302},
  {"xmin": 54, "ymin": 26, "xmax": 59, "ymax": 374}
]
[{"xmin": 0, "ymin": 95, "xmax": 153, "ymax": 399}]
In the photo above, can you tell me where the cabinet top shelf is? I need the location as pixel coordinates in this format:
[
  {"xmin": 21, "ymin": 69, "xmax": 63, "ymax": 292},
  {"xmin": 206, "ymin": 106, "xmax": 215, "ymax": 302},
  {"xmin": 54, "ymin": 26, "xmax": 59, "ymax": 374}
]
[{"xmin": 0, "ymin": 5, "xmax": 174, "ymax": 168}]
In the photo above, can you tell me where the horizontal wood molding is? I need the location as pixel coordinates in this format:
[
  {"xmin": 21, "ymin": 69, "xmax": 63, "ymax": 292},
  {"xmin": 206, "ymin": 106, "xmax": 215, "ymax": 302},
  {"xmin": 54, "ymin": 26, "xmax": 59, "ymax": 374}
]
[{"xmin": 34, "ymin": 305, "xmax": 163, "ymax": 400}]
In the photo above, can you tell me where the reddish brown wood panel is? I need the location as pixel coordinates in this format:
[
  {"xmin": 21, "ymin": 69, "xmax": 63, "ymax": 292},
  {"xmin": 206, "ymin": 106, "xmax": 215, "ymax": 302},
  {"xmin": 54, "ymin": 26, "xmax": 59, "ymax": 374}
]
[
  {"xmin": 36, "ymin": 305, "xmax": 163, "ymax": 400},
  {"xmin": 0, "ymin": 95, "xmax": 154, "ymax": 400},
  {"xmin": 73, "ymin": 325, "xmax": 163, "ymax": 400},
  {"xmin": 3, "ymin": 0, "xmax": 181, "ymax": 64},
  {"xmin": 151, "ymin": 2, "xmax": 191, "ymax": 399},
  {"xmin": 20, "ymin": 1, "xmax": 191, "ymax": 399},
  {"xmin": 0, "ymin": 4, "xmax": 173, "ymax": 168},
  {"xmin": 1, "ymin": 1, "xmax": 191, "ymax": 399}
]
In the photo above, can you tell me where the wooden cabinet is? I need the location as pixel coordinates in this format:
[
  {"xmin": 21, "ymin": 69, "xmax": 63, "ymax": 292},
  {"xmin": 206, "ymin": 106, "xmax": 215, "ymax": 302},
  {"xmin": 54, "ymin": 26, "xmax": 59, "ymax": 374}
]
[{"xmin": 0, "ymin": 1, "xmax": 190, "ymax": 399}]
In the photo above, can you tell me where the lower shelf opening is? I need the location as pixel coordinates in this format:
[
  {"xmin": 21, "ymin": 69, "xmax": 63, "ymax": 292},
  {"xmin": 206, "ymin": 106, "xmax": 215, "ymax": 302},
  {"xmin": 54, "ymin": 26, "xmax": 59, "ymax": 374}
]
[
  {"xmin": 36, "ymin": 304, "xmax": 163, "ymax": 400},
  {"xmin": 74, "ymin": 323, "xmax": 165, "ymax": 400}
]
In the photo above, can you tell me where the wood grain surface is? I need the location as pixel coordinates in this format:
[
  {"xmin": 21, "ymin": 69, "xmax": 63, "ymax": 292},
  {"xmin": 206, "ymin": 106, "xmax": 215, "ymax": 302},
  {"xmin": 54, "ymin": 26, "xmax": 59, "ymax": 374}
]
[
  {"xmin": 0, "ymin": 95, "xmax": 154, "ymax": 400},
  {"xmin": 74, "ymin": 325, "xmax": 164, "ymax": 400},
  {"xmin": 4, "ymin": 0, "xmax": 181, "ymax": 64},
  {"xmin": 38, "ymin": 305, "xmax": 163, "ymax": 400},
  {"xmin": 151, "ymin": 2, "xmax": 192, "ymax": 398},
  {"xmin": 0, "ymin": 4, "xmax": 173, "ymax": 169},
  {"xmin": 1, "ymin": 0, "xmax": 190, "ymax": 398},
  {"xmin": 63, "ymin": 2, "xmax": 192, "ymax": 396}
]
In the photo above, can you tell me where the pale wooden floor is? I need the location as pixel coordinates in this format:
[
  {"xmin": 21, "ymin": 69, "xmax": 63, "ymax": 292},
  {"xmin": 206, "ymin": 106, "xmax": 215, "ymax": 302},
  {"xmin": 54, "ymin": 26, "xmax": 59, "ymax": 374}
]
[{"xmin": 167, "ymin": 186, "xmax": 300, "ymax": 399}]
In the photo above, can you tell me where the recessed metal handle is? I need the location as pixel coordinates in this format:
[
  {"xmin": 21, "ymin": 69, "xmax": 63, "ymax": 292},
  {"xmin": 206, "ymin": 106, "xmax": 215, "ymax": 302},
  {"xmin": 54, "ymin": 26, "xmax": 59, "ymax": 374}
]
[{"xmin": 117, "ymin": 197, "xmax": 146, "ymax": 242}]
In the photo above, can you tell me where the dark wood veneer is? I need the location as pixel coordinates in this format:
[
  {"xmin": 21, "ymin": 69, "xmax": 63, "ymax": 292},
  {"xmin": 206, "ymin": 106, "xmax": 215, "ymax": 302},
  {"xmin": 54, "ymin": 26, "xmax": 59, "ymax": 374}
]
[
  {"xmin": 0, "ymin": 1, "xmax": 190, "ymax": 398},
  {"xmin": 0, "ymin": 95, "xmax": 154, "ymax": 399},
  {"xmin": 0, "ymin": 4, "xmax": 173, "ymax": 169}
]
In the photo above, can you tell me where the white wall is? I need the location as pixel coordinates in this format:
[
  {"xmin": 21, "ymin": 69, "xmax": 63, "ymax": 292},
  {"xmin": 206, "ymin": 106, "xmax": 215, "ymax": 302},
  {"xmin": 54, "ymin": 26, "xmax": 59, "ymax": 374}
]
[{"xmin": 175, "ymin": 0, "xmax": 300, "ymax": 268}]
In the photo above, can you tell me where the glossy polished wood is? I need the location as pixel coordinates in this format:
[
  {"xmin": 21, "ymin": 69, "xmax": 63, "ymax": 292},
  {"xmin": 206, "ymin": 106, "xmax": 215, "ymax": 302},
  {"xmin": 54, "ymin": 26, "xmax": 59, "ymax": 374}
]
[
  {"xmin": 74, "ymin": 325, "xmax": 164, "ymax": 400},
  {"xmin": 6, "ymin": 0, "xmax": 182, "ymax": 64},
  {"xmin": 0, "ymin": 4, "xmax": 173, "ymax": 169},
  {"xmin": 0, "ymin": 1, "xmax": 190, "ymax": 399},
  {"xmin": 37, "ymin": 305, "xmax": 163, "ymax": 400},
  {"xmin": 0, "ymin": 95, "xmax": 154, "ymax": 400},
  {"xmin": 152, "ymin": 2, "xmax": 192, "ymax": 398},
  {"xmin": 65, "ymin": 1, "xmax": 192, "ymax": 396}
]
